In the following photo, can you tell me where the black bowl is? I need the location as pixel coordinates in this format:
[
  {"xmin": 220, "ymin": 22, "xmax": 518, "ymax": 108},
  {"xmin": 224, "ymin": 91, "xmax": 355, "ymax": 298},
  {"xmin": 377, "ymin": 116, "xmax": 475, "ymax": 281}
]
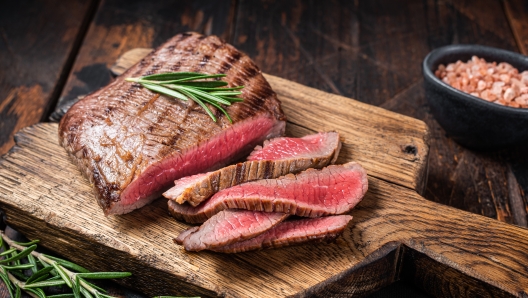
[{"xmin": 423, "ymin": 44, "xmax": 528, "ymax": 150}]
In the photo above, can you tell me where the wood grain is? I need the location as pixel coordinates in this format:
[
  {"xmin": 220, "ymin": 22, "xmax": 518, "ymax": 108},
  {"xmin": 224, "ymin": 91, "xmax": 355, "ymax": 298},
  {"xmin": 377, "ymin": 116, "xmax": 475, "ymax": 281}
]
[
  {"xmin": 504, "ymin": 0, "xmax": 528, "ymax": 55},
  {"xmin": 0, "ymin": 121, "xmax": 526, "ymax": 297},
  {"xmin": 0, "ymin": 0, "xmax": 95, "ymax": 155}
]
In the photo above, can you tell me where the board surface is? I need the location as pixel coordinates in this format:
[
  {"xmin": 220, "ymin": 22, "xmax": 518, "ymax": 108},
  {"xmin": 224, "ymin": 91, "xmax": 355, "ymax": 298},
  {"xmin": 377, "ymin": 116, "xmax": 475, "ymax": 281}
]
[{"xmin": 0, "ymin": 75, "xmax": 527, "ymax": 297}]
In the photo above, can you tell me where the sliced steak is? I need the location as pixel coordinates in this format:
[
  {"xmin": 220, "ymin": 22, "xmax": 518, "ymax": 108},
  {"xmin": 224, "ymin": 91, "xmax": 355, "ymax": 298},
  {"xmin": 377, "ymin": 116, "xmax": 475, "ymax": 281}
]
[
  {"xmin": 59, "ymin": 32, "xmax": 285, "ymax": 215},
  {"xmin": 212, "ymin": 215, "xmax": 352, "ymax": 253},
  {"xmin": 163, "ymin": 132, "xmax": 341, "ymax": 206},
  {"xmin": 174, "ymin": 226, "xmax": 199, "ymax": 245},
  {"xmin": 177, "ymin": 210, "xmax": 288, "ymax": 251},
  {"xmin": 168, "ymin": 162, "xmax": 368, "ymax": 223}
]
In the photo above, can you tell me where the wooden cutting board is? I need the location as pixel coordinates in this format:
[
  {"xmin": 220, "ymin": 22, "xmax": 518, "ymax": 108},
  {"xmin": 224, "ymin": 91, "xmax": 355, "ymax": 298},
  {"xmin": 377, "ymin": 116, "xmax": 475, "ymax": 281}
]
[{"xmin": 0, "ymin": 54, "xmax": 527, "ymax": 297}]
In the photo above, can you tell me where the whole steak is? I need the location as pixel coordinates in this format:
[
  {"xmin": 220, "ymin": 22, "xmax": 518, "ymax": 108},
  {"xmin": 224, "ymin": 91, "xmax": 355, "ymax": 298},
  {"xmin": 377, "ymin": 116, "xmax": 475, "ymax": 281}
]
[{"xmin": 59, "ymin": 33, "xmax": 286, "ymax": 215}]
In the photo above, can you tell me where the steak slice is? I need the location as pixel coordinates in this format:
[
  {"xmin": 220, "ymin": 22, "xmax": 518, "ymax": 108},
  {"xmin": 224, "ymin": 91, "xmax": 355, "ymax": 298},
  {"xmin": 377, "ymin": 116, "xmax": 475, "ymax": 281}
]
[
  {"xmin": 59, "ymin": 32, "xmax": 285, "ymax": 215},
  {"xmin": 163, "ymin": 132, "xmax": 341, "ymax": 207},
  {"xmin": 168, "ymin": 162, "xmax": 368, "ymax": 223},
  {"xmin": 212, "ymin": 215, "xmax": 353, "ymax": 253},
  {"xmin": 176, "ymin": 210, "xmax": 288, "ymax": 251}
]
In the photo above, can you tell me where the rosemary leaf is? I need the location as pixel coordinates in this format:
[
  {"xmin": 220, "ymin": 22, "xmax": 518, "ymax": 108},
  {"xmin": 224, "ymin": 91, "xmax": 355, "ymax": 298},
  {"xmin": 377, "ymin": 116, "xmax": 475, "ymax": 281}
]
[
  {"xmin": 76, "ymin": 272, "xmax": 132, "ymax": 280},
  {"xmin": 0, "ymin": 248, "xmax": 17, "ymax": 257},
  {"xmin": 79, "ymin": 286, "xmax": 93, "ymax": 298},
  {"xmin": 48, "ymin": 294, "xmax": 75, "ymax": 298},
  {"xmin": 2, "ymin": 264, "xmax": 35, "ymax": 270},
  {"xmin": 177, "ymin": 89, "xmax": 217, "ymax": 122},
  {"xmin": 73, "ymin": 275, "xmax": 81, "ymax": 298},
  {"xmin": 24, "ymin": 288, "xmax": 46, "ymax": 298},
  {"xmin": 13, "ymin": 240, "xmax": 40, "ymax": 247},
  {"xmin": 15, "ymin": 284, "xmax": 21, "ymax": 298},
  {"xmin": 24, "ymin": 279, "xmax": 67, "ymax": 288},
  {"xmin": 126, "ymin": 72, "xmax": 244, "ymax": 122},
  {"xmin": 197, "ymin": 97, "xmax": 232, "ymax": 123},
  {"xmin": 27, "ymin": 254, "xmax": 38, "ymax": 274},
  {"xmin": 26, "ymin": 267, "xmax": 54, "ymax": 284},
  {"xmin": 26, "ymin": 273, "xmax": 49, "ymax": 285},
  {"xmin": 9, "ymin": 270, "xmax": 28, "ymax": 281},
  {"xmin": 165, "ymin": 81, "xmax": 228, "ymax": 88},
  {"xmin": 177, "ymin": 86, "xmax": 232, "ymax": 105},
  {"xmin": 0, "ymin": 272, "xmax": 13, "ymax": 291},
  {"xmin": 51, "ymin": 263, "xmax": 71, "ymax": 288},
  {"xmin": 79, "ymin": 277, "xmax": 106, "ymax": 293},
  {"xmin": 43, "ymin": 255, "xmax": 90, "ymax": 274},
  {"xmin": 209, "ymin": 91, "xmax": 242, "ymax": 96},
  {"xmin": 162, "ymin": 73, "xmax": 226, "ymax": 82},
  {"xmin": 140, "ymin": 83, "xmax": 189, "ymax": 102},
  {"xmin": 0, "ymin": 245, "xmax": 36, "ymax": 264},
  {"xmin": 190, "ymin": 86, "xmax": 244, "ymax": 91}
]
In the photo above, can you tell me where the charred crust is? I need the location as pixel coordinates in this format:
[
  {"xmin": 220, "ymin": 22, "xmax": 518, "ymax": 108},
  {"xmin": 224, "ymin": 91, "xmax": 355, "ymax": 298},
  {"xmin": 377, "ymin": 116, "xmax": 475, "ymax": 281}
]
[
  {"xmin": 92, "ymin": 165, "xmax": 121, "ymax": 212},
  {"xmin": 262, "ymin": 161, "xmax": 273, "ymax": 178},
  {"xmin": 235, "ymin": 163, "xmax": 244, "ymax": 184}
]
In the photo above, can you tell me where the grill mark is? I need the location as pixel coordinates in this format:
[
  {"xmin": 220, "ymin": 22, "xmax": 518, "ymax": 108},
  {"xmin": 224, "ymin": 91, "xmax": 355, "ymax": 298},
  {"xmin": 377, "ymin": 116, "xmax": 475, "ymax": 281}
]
[
  {"xmin": 243, "ymin": 64, "xmax": 260, "ymax": 79},
  {"xmin": 262, "ymin": 161, "xmax": 273, "ymax": 178},
  {"xmin": 199, "ymin": 55, "xmax": 211, "ymax": 68},
  {"xmin": 137, "ymin": 94, "xmax": 160, "ymax": 116},
  {"xmin": 218, "ymin": 51, "xmax": 241, "ymax": 74},
  {"xmin": 156, "ymin": 109, "xmax": 169, "ymax": 124},
  {"xmin": 92, "ymin": 163, "xmax": 120, "ymax": 209},
  {"xmin": 235, "ymin": 163, "xmax": 245, "ymax": 184},
  {"xmin": 121, "ymin": 155, "xmax": 142, "ymax": 189}
]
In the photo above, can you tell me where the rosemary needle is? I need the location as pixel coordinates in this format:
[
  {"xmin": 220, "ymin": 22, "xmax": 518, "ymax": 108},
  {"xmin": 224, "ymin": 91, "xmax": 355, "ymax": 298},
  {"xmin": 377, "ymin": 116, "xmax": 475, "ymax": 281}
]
[{"xmin": 125, "ymin": 72, "xmax": 245, "ymax": 123}]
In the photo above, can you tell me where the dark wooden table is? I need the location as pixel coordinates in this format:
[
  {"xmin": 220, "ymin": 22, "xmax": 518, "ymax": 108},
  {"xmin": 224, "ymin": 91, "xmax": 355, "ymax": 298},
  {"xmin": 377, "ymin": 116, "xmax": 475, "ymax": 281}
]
[{"xmin": 1, "ymin": 0, "xmax": 528, "ymax": 297}]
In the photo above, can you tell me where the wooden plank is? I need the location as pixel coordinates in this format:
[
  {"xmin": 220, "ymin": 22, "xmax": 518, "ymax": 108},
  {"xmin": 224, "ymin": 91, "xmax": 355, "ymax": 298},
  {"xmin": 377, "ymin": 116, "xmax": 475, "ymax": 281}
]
[
  {"xmin": 0, "ymin": 121, "xmax": 526, "ymax": 297},
  {"xmin": 504, "ymin": 0, "xmax": 528, "ymax": 55},
  {"xmin": 53, "ymin": 0, "xmax": 235, "ymax": 120},
  {"xmin": 0, "ymin": 0, "xmax": 96, "ymax": 155}
]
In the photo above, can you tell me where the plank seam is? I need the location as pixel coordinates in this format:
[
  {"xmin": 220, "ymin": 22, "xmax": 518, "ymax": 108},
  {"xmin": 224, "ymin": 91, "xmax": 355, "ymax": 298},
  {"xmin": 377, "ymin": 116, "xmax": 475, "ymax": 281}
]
[{"xmin": 43, "ymin": 0, "xmax": 102, "ymax": 122}]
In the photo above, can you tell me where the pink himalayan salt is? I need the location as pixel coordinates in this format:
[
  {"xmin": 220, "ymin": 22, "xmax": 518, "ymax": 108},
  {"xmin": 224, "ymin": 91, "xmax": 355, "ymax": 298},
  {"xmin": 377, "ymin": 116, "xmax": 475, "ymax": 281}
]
[{"xmin": 435, "ymin": 56, "xmax": 528, "ymax": 108}]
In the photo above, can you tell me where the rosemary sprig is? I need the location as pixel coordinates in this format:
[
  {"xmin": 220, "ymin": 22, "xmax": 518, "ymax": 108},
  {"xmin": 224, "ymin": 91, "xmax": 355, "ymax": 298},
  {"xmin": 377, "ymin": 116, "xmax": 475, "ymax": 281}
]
[
  {"xmin": 0, "ymin": 231, "xmax": 131, "ymax": 298},
  {"xmin": 125, "ymin": 72, "xmax": 244, "ymax": 123}
]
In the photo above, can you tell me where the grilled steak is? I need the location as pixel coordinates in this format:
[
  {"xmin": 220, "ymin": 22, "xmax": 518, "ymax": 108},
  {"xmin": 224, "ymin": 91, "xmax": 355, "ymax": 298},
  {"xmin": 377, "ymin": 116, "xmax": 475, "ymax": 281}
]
[
  {"xmin": 176, "ymin": 210, "xmax": 288, "ymax": 251},
  {"xmin": 169, "ymin": 162, "xmax": 368, "ymax": 223},
  {"xmin": 59, "ymin": 33, "xmax": 285, "ymax": 215},
  {"xmin": 163, "ymin": 132, "xmax": 341, "ymax": 206},
  {"xmin": 212, "ymin": 215, "xmax": 352, "ymax": 253}
]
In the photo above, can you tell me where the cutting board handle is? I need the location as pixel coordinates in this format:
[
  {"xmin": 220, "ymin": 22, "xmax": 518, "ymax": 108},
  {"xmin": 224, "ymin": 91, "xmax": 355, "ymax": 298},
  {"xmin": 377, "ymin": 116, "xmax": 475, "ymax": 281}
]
[{"xmin": 347, "ymin": 180, "xmax": 528, "ymax": 297}]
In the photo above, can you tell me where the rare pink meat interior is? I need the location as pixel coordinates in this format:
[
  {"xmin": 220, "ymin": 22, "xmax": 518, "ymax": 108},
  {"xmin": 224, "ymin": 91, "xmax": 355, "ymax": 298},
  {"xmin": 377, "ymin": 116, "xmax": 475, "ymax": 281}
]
[
  {"xmin": 59, "ymin": 32, "xmax": 285, "ymax": 215},
  {"xmin": 169, "ymin": 162, "xmax": 368, "ymax": 223},
  {"xmin": 176, "ymin": 210, "xmax": 288, "ymax": 251},
  {"xmin": 163, "ymin": 132, "xmax": 341, "ymax": 206},
  {"xmin": 212, "ymin": 215, "xmax": 353, "ymax": 253}
]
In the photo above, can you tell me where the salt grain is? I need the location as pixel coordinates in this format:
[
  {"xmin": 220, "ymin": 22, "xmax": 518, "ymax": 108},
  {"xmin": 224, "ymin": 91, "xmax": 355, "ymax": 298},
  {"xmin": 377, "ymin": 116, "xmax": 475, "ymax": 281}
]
[{"xmin": 435, "ymin": 56, "xmax": 528, "ymax": 108}]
